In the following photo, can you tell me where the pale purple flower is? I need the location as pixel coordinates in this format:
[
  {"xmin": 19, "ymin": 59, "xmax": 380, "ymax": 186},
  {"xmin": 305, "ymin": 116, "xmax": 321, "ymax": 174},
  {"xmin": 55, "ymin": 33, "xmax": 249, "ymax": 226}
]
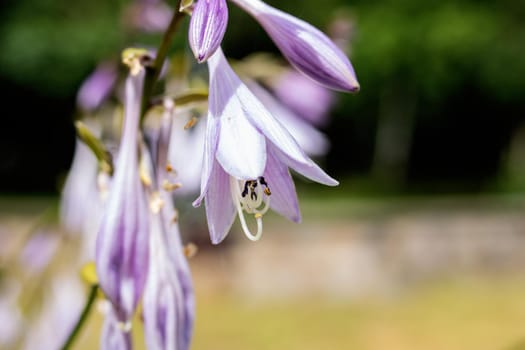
[
  {"xmin": 143, "ymin": 196, "xmax": 195, "ymax": 350},
  {"xmin": 19, "ymin": 231, "xmax": 59, "ymax": 274},
  {"xmin": 76, "ymin": 62, "xmax": 117, "ymax": 112},
  {"xmin": 60, "ymin": 126, "xmax": 106, "ymax": 261},
  {"xmin": 96, "ymin": 67, "xmax": 149, "ymax": 322},
  {"xmin": 272, "ymin": 70, "xmax": 335, "ymax": 127},
  {"xmin": 142, "ymin": 103, "xmax": 195, "ymax": 350},
  {"xmin": 193, "ymin": 48, "xmax": 337, "ymax": 244},
  {"xmin": 230, "ymin": 0, "xmax": 359, "ymax": 92},
  {"xmin": 188, "ymin": 0, "xmax": 228, "ymax": 63},
  {"xmin": 60, "ymin": 137, "xmax": 100, "ymax": 237},
  {"xmin": 167, "ymin": 111, "xmax": 206, "ymax": 196},
  {"xmin": 101, "ymin": 308, "xmax": 132, "ymax": 350},
  {"xmin": 246, "ymin": 81, "xmax": 329, "ymax": 157}
]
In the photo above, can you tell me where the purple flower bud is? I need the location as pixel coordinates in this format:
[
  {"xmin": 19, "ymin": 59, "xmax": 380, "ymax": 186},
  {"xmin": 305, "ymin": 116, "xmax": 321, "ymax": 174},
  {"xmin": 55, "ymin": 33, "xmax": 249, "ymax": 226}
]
[
  {"xmin": 96, "ymin": 68, "xmax": 149, "ymax": 322},
  {"xmin": 188, "ymin": 0, "xmax": 228, "ymax": 63},
  {"xmin": 76, "ymin": 62, "xmax": 117, "ymax": 112},
  {"xmin": 231, "ymin": 0, "xmax": 359, "ymax": 92}
]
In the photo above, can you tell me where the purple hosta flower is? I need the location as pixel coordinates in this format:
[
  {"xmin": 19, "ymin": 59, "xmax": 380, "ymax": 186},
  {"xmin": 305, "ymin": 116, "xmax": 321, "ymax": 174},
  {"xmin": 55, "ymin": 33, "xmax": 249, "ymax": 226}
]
[
  {"xmin": 143, "ymin": 196, "xmax": 195, "ymax": 350},
  {"xmin": 76, "ymin": 62, "xmax": 117, "ymax": 112},
  {"xmin": 188, "ymin": 0, "xmax": 228, "ymax": 63},
  {"xmin": 246, "ymin": 81, "xmax": 329, "ymax": 157},
  {"xmin": 96, "ymin": 66, "xmax": 149, "ymax": 323},
  {"xmin": 101, "ymin": 308, "xmax": 132, "ymax": 350},
  {"xmin": 142, "ymin": 103, "xmax": 195, "ymax": 350},
  {"xmin": 167, "ymin": 111, "xmax": 206, "ymax": 195},
  {"xmin": 272, "ymin": 70, "xmax": 335, "ymax": 127},
  {"xmin": 194, "ymin": 48, "xmax": 337, "ymax": 244},
  {"xmin": 230, "ymin": 0, "xmax": 359, "ymax": 92},
  {"xmin": 19, "ymin": 231, "xmax": 59, "ymax": 274}
]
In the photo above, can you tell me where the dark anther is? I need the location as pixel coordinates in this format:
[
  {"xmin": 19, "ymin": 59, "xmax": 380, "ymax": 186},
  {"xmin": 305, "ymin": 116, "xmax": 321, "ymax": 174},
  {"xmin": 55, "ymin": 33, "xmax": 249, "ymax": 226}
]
[
  {"xmin": 258, "ymin": 177, "xmax": 268, "ymax": 186},
  {"xmin": 242, "ymin": 182, "xmax": 250, "ymax": 197},
  {"xmin": 258, "ymin": 176, "xmax": 271, "ymax": 196},
  {"xmin": 250, "ymin": 191, "xmax": 258, "ymax": 201}
]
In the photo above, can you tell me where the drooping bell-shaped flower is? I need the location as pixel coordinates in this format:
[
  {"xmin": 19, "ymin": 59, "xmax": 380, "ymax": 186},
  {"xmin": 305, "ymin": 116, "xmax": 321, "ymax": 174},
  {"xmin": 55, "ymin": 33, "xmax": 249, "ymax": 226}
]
[
  {"xmin": 230, "ymin": 0, "xmax": 359, "ymax": 92},
  {"xmin": 96, "ymin": 65, "xmax": 149, "ymax": 323},
  {"xmin": 188, "ymin": 0, "xmax": 228, "ymax": 63},
  {"xmin": 194, "ymin": 48, "xmax": 337, "ymax": 244},
  {"xmin": 142, "ymin": 103, "xmax": 195, "ymax": 350}
]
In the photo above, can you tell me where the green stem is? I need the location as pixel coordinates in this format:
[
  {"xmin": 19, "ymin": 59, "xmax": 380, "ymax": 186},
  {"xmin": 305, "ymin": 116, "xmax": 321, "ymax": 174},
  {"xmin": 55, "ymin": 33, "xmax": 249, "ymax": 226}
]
[
  {"xmin": 60, "ymin": 284, "xmax": 98, "ymax": 350},
  {"xmin": 142, "ymin": 0, "xmax": 186, "ymax": 117}
]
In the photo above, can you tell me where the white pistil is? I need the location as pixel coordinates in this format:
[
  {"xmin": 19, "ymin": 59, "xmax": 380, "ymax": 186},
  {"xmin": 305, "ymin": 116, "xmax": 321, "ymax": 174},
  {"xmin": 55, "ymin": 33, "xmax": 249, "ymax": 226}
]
[{"xmin": 230, "ymin": 176, "xmax": 271, "ymax": 241}]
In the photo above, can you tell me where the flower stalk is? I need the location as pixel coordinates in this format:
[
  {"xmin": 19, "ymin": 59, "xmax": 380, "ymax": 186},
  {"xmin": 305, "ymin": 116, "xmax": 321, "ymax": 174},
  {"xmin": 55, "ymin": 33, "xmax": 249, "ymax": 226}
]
[
  {"xmin": 142, "ymin": 0, "xmax": 186, "ymax": 117},
  {"xmin": 59, "ymin": 284, "xmax": 98, "ymax": 350}
]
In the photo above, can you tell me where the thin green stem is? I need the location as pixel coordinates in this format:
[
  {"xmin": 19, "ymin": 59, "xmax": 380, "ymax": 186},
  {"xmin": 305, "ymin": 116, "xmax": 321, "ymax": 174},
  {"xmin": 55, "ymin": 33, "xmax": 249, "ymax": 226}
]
[
  {"xmin": 142, "ymin": 0, "xmax": 186, "ymax": 117},
  {"xmin": 60, "ymin": 284, "xmax": 99, "ymax": 350}
]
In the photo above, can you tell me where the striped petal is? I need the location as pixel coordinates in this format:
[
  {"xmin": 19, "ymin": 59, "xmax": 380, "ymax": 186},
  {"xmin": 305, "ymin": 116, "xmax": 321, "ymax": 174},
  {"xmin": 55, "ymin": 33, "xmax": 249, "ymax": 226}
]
[
  {"xmin": 189, "ymin": 0, "xmax": 229, "ymax": 63},
  {"xmin": 231, "ymin": 0, "xmax": 359, "ymax": 92},
  {"xmin": 204, "ymin": 158, "xmax": 237, "ymax": 244},
  {"xmin": 263, "ymin": 145, "xmax": 301, "ymax": 223},
  {"xmin": 207, "ymin": 48, "xmax": 266, "ymax": 180}
]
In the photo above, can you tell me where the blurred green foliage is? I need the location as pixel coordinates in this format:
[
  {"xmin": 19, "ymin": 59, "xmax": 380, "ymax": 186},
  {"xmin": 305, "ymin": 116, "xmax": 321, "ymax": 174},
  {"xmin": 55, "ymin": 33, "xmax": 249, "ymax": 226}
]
[
  {"xmin": 0, "ymin": 0, "xmax": 524, "ymax": 192},
  {"xmin": 0, "ymin": 0, "xmax": 126, "ymax": 95},
  {"xmin": 2, "ymin": 0, "xmax": 523, "ymax": 100}
]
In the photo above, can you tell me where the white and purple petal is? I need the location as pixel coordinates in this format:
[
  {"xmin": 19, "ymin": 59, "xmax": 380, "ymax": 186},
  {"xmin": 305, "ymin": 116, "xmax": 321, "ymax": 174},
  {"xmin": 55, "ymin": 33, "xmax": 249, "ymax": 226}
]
[
  {"xmin": 204, "ymin": 159, "xmax": 237, "ymax": 244},
  {"xmin": 193, "ymin": 113, "xmax": 220, "ymax": 207},
  {"xmin": 272, "ymin": 144, "xmax": 338, "ymax": 186},
  {"xmin": 207, "ymin": 48, "xmax": 266, "ymax": 180},
  {"xmin": 263, "ymin": 145, "xmax": 301, "ymax": 223},
  {"xmin": 246, "ymin": 81, "xmax": 329, "ymax": 157}
]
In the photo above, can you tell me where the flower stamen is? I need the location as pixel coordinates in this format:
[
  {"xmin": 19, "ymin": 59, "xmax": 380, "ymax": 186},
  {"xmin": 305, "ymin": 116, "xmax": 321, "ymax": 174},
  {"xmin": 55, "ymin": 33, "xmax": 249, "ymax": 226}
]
[{"xmin": 230, "ymin": 176, "xmax": 271, "ymax": 241}]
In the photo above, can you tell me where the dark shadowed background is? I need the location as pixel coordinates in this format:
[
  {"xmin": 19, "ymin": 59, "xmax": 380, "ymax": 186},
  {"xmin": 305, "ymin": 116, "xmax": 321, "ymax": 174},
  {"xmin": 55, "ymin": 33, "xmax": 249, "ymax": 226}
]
[{"xmin": 1, "ymin": 0, "xmax": 524, "ymax": 194}]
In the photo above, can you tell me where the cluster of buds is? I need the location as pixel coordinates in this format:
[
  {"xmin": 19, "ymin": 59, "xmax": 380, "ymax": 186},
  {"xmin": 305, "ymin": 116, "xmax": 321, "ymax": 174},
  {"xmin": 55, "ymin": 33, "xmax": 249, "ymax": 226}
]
[{"xmin": 55, "ymin": 0, "xmax": 359, "ymax": 349}]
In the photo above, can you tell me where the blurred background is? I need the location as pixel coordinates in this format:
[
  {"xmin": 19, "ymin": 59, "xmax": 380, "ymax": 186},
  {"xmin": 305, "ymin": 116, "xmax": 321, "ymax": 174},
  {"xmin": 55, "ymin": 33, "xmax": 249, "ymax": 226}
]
[{"xmin": 1, "ymin": 0, "xmax": 525, "ymax": 349}]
